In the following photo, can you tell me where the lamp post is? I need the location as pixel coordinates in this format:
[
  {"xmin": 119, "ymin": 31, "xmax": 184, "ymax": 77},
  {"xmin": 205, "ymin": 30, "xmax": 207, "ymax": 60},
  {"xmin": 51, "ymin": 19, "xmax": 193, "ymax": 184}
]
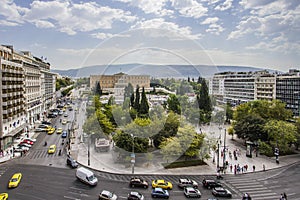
[
  {"xmin": 88, "ymin": 132, "xmax": 94, "ymax": 166},
  {"xmin": 217, "ymin": 135, "xmax": 221, "ymax": 170},
  {"xmin": 131, "ymin": 134, "xmax": 136, "ymax": 174},
  {"xmin": 222, "ymin": 128, "xmax": 227, "ymax": 170}
]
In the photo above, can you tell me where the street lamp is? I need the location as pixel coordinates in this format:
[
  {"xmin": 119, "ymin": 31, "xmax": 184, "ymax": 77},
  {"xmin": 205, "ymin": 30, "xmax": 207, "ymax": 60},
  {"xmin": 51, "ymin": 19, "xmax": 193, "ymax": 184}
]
[
  {"xmin": 88, "ymin": 132, "xmax": 94, "ymax": 166},
  {"xmin": 130, "ymin": 134, "xmax": 136, "ymax": 174},
  {"xmin": 222, "ymin": 128, "xmax": 227, "ymax": 170},
  {"xmin": 217, "ymin": 135, "xmax": 221, "ymax": 170}
]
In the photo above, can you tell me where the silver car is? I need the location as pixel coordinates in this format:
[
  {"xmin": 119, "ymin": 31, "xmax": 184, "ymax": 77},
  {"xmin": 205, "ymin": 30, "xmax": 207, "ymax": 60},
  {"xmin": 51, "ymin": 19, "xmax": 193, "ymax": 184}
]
[{"xmin": 184, "ymin": 187, "xmax": 201, "ymax": 198}]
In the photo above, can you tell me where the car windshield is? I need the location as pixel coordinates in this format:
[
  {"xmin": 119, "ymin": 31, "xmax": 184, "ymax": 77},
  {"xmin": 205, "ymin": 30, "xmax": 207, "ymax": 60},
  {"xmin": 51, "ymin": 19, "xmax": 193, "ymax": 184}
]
[
  {"xmin": 11, "ymin": 178, "xmax": 18, "ymax": 182},
  {"xmin": 87, "ymin": 175, "xmax": 95, "ymax": 181}
]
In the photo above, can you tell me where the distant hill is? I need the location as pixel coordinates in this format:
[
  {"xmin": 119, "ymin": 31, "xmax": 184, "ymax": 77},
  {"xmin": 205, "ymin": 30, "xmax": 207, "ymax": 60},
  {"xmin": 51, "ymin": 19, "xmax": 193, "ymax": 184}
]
[{"xmin": 51, "ymin": 64, "xmax": 274, "ymax": 78}]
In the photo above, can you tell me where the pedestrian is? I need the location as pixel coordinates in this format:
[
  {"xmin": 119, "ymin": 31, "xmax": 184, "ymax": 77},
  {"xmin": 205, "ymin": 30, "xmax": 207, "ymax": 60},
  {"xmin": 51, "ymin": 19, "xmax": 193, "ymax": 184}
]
[
  {"xmin": 263, "ymin": 164, "xmax": 266, "ymax": 171},
  {"xmin": 230, "ymin": 164, "xmax": 233, "ymax": 172},
  {"xmin": 234, "ymin": 164, "xmax": 237, "ymax": 175},
  {"xmin": 245, "ymin": 164, "xmax": 248, "ymax": 171},
  {"xmin": 283, "ymin": 192, "xmax": 287, "ymax": 199},
  {"xmin": 241, "ymin": 166, "xmax": 244, "ymax": 173},
  {"xmin": 253, "ymin": 165, "xmax": 255, "ymax": 172}
]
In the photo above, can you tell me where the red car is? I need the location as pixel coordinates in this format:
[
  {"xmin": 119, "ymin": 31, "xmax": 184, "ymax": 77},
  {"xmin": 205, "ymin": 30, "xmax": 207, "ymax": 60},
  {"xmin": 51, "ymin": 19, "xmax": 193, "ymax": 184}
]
[{"xmin": 21, "ymin": 140, "xmax": 34, "ymax": 145}]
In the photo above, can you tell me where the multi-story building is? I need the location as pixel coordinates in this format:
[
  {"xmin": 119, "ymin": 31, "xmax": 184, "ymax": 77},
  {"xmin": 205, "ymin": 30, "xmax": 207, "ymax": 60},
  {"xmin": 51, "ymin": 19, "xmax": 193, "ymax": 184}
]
[
  {"xmin": 0, "ymin": 46, "xmax": 26, "ymax": 150},
  {"xmin": 0, "ymin": 44, "xmax": 56, "ymax": 151},
  {"xmin": 209, "ymin": 69, "xmax": 300, "ymax": 116},
  {"xmin": 276, "ymin": 69, "xmax": 300, "ymax": 116},
  {"xmin": 90, "ymin": 72, "xmax": 150, "ymax": 92}
]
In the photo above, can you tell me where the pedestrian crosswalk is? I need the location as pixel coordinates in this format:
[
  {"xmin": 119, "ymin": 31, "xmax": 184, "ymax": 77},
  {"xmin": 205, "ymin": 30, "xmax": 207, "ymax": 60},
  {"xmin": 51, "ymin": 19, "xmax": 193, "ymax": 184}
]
[
  {"xmin": 224, "ymin": 175, "xmax": 280, "ymax": 199},
  {"xmin": 24, "ymin": 149, "xmax": 61, "ymax": 159}
]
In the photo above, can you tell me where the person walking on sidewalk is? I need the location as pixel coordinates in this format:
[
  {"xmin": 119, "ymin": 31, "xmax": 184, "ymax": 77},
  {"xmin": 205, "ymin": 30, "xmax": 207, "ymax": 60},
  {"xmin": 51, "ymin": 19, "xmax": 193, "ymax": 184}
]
[
  {"xmin": 263, "ymin": 164, "xmax": 266, "ymax": 171},
  {"xmin": 253, "ymin": 165, "xmax": 256, "ymax": 172}
]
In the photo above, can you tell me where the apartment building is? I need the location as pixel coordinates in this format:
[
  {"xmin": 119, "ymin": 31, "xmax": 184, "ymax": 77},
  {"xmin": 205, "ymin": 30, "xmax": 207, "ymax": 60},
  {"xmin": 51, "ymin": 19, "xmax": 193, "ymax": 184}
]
[
  {"xmin": 0, "ymin": 45, "xmax": 56, "ymax": 150},
  {"xmin": 276, "ymin": 69, "xmax": 300, "ymax": 116},
  {"xmin": 209, "ymin": 69, "xmax": 300, "ymax": 116}
]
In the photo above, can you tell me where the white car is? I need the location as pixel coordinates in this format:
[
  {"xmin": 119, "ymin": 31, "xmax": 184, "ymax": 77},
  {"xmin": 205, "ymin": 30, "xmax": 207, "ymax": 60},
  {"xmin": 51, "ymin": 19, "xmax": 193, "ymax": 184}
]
[
  {"xmin": 184, "ymin": 187, "xmax": 201, "ymax": 198},
  {"xmin": 99, "ymin": 190, "xmax": 117, "ymax": 200}
]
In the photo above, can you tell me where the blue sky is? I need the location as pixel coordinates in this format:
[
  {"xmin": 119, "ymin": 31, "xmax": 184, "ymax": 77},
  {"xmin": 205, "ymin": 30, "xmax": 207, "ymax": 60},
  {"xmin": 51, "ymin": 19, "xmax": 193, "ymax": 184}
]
[{"xmin": 0, "ymin": 0, "xmax": 299, "ymax": 72}]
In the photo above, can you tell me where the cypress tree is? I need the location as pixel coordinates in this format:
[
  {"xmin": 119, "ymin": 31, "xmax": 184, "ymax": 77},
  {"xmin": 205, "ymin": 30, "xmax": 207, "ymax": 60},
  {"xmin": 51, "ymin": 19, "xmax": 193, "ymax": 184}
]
[
  {"xmin": 139, "ymin": 87, "xmax": 149, "ymax": 118},
  {"xmin": 198, "ymin": 78, "xmax": 211, "ymax": 112},
  {"xmin": 133, "ymin": 85, "xmax": 140, "ymax": 111}
]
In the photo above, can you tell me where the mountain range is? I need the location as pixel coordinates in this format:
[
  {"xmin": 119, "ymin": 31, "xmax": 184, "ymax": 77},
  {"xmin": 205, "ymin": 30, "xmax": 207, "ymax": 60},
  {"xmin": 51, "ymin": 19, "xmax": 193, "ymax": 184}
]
[{"xmin": 51, "ymin": 64, "xmax": 275, "ymax": 78}]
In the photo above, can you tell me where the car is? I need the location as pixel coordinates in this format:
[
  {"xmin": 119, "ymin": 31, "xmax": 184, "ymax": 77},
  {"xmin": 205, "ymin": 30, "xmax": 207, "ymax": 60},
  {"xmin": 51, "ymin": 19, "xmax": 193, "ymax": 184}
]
[
  {"xmin": 47, "ymin": 127, "xmax": 56, "ymax": 135},
  {"xmin": 0, "ymin": 193, "xmax": 8, "ymax": 200},
  {"xmin": 23, "ymin": 137, "xmax": 36, "ymax": 143},
  {"xmin": 38, "ymin": 124, "xmax": 49, "ymax": 129},
  {"xmin": 62, "ymin": 119, "xmax": 67, "ymax": 125},
  {"xmin": 20, "ymin": 140, "xmax": 34, "ymax": 145},
  {"xmin": 8, "ymin": 173, "xmax": 22, "ymax": 188},
  {"xmin": 202, "ymin": 179, "xmax": 221, "ymax": 189},
  {"xmin": 18, "ymin": 143, "xmax": 32, "ymax": 148},
  {"xmin": 64, "ymin": 113, "xmax": 68, "ymax": 117},
  {"xmin": 47, "ymin": 114, "xmax": 57, "ymax": 118},
  {"xmin": 127, "ymin": 191, "xmax": 144, "ymax": 200},
  {"xmin": 62, "ymin": 131, "xmax": 68, "ymax": 138},
  {"xmin": 69, "ymin": 107, "xmax": 73, "ymax": 111},
  {"xmin": 184, "ymin": 187, "xmax": 201, "ymax": 198},
  {"xmin": 57, "ymin": 128, "xmax": 63, "ymax": 134},
  {"xmin": 152, "ymin": 179, "xmax": 173, "ymax": 190},
  {"xmin": 14, "ymin": 146, "xmax": 29, "ymax": 152},
  {"xmin": 151, "ymin": 188, "xmax": 169, "ymax": 199},
  {"xmin": 42, "ymin": 120, "xmax": 51, "ymax": 125},
  {"xmin": 48, "ymin": 144, "xmax": 56, "ymax": 154},
  {"xmin": 212, "ymin": 187, "xmax": 232, "ymax": 198},
  {"xmin": 58, "ymin": 110, "xmax": 64, "ymax": 115},
  {"xmin": 178, "ymin": 178, "xmax": 198, "ymax": 189},
  {"xmin": 67, "ymin": 155, "xmax": 78, "ymax": 168},
  {"xmin": 99, "ymin": 190, "xmax": 117, "ymax": 200},
  {"xmin": 129, "ymin": 177, "xmax": 149, "ymax": 188}
]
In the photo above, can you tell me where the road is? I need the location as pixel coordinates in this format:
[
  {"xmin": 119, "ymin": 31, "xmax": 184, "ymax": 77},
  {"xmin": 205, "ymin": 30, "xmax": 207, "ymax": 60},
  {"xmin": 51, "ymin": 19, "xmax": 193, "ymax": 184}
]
[{"xmin": 1, "ymin": 161, "xmax": 300, "ymax": 199}]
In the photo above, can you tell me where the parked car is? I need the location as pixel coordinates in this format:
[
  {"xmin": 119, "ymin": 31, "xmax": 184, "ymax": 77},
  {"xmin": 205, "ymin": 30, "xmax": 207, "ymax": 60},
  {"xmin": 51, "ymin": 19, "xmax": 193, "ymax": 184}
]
[
  {"xmin": 152, "ymin": 179, "xmax": 173, "ymax": 190},
  {"xmin": 23, "ymin": 138, "xmax": 36, "ymax": 143},
  {"xmin": 212, "ymin": 187, "xmax": 232, "ymax": 198},
  {"xmin": 18, "ymin": 143, "xmax": 32, "ymax": 148},
  {"xmin": 129, "ymin": 177, "xmax": 148, "ymax": 188},
  {"xmin": 61, "ymin": 131, "xmax": 68, "ymax": 138},
  {"xmin": 151, "ymin": 188, "xmax": 169, "ymax": 199},
  {"xmin": 202, "ymin": 179, "xmax": 221, "ymax": 189},
  {"xmin": 178, "ymin": 178, "xmax": 198, "ymax": 189},
  {"xmin": 67, "ymin": 155, "xmax": 78, "ymax": 168},
  {"xmin": 14, "ymin": 146, "xmax": 29, "ymax": 152},
  {"xmin": 0, "ymin": 193, "xmax": 8, "ymax": 200},
  {"xmin": 127, "ymin": 191, "xmax": 144, "ymax": 200},
  {"xmin": 48, "ymin": 145, "xmax": 56, "ymax": 154},
  {"xmin": 20, "ymin": 140, "xmax": 34, "ymax": 145},
  {"xmin": 184, "ymin": 187, "xmax": 201, "ymax": 198},
  {"xmin": 41, "ymin": 120, "xmax": 51, "ymax": 125},
  {"xmin": 8, "ymin": 173, "xmax": 22, "ymax": 188}
]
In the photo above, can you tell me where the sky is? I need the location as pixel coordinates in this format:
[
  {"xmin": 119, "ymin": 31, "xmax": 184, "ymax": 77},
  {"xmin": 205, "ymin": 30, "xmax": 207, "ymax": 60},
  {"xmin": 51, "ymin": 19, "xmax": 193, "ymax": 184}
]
[{"xmin": 0, "ymin": 0, "xmax": 299, "ymax": 72}]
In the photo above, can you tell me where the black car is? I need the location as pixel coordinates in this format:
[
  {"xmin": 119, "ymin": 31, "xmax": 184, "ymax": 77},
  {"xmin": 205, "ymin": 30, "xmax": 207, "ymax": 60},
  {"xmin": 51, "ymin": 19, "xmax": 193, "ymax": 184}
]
[
  {"xmin": 129, "ymin": 177, "xmax": 149, "ymax": 188},
  {"xmin": 178, "ymin": 178, "xmax": 198, "ymax": 189},
  {"xmin": 66, "ymin": 155, "xmax": 78, "ymax": 168},
  {"xmin": 212, "ymin": 187, "xmax": 232, "ymax": 198},
  {"xmin": 127, "ymin": 191, "xmax": 144, "ymax": 200},
  {"xmin": 202, "ymin": 179, "xmax": 221, "ymax": 189},
  {"xmin": 242, "ymin": 193, "xmax": 251, "ymax": 200},
  {"xmin": 42, "ymin": 121, "xmax": 51, "ymax": 125}
]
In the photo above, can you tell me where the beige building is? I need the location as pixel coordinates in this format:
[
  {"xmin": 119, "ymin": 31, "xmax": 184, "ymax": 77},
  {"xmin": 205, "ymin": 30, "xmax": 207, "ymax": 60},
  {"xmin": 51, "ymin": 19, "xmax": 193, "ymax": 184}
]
[{"xmin": 90, "ymin": 72, "xmax": 150, "ymax": 92}]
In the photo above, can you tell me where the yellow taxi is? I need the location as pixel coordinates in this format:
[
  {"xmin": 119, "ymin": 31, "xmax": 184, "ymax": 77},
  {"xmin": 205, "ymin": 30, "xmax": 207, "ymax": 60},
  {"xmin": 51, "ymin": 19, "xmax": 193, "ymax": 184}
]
[
  {"xmin": 48, "ymin": 144, "xmax": 56, "ymax": 154},
  {"xmin": 152, "ymin": 179, "xmax": 173, "ymax": 190},
  {"xmin": 62, "ymin": 119, "xmax": 67, "ymax": 125},
  {"xmin": 46, "ymin": 126, "xmax": 53, "ymax": 131},
  {"xmin": 57, "ymin": 128, "xmax": 63, "ymax": 134},
  {"xmin": 8, "ymin": 173, "xmax": 22, "ymax": 188},
  {"xmin": 47, "ymin": 127, "xmax": 56, "ymax": 135},
  {"xmin": 0, "ymin": 193, "xmax": 8, "ymax": 200}
]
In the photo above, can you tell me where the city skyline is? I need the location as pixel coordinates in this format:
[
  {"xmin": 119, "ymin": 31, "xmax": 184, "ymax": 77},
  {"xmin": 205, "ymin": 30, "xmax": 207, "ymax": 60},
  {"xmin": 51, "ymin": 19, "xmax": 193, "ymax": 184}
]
[{"xmin": 0, "ymin": 0, "xmax": 299, "ymax": 71}]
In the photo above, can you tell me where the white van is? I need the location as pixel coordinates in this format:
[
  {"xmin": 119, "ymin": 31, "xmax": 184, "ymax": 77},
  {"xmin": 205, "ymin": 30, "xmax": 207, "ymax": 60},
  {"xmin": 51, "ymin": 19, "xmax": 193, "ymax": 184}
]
[{"xmin": 76, "ymin": 167, "xmax": 98, "ymax": 186}]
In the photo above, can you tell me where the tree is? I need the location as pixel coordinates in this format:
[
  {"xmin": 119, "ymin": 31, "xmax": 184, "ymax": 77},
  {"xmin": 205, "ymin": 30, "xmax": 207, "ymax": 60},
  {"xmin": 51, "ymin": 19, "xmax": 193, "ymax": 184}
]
[
  {"xmin": 198, "ymin": 78, "xmax": 211, "ymax": 112},
  {"xmin": 263, "ymin": 120, "xmax": 297, "ymax": 155},
  {"xmin": 96, "ymin": 109, "xmax": 114, "ymax": 135},
  {"xmin": 124, "ymin": 83, "xmax": 134, "ymax": 100},
  {"xmin": 139, "ymin": 87, "xmax": 149, "ymax": 118},
  {"xmin": 225, "ymin": 102, "xmax": 233, "ymax": 123},
  {"xmin": 133, "ymin": 86, "xmax": 140, "ymax": 111},
  {"xmin": 159, "ymin": 137, "xmax": 183, "ymax": 163},
  {"xmin": 295, "ymin": 119, "xmax": 300, "ymax": 150},
  {"xmin": 94, "ymin": 81, "xmax": 102, "ymax": 96},
  {"xmin": 167, "ymin": 94, "xmax": 181, "ymax": 115}
]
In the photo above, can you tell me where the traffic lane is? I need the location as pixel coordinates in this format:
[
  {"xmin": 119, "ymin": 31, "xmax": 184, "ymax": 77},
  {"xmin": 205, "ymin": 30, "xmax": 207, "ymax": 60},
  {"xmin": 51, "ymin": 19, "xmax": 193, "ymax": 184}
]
[{"xmin": 0, "ymin": 164, "xmax": 99, "ymax": 200}]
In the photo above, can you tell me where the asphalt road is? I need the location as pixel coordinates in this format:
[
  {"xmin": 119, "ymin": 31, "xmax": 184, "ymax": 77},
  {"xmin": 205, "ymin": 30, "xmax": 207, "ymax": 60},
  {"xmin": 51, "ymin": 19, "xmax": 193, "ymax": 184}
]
[{"xmin": 1, "ymin": 161, "xmax": 300, "ymax": 200}]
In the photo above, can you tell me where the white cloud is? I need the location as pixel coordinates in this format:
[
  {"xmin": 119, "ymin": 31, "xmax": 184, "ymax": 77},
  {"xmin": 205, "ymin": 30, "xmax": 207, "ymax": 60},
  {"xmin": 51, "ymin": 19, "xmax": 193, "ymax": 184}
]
[
  {"xmin": 215, "ymin": 0, "xmax": 233, "ymax": 11},
  {"xmin": 206, "ymin": 24, "xmax": 224, "ymax": 35},
  {"xmin": 227, "ymin": 16, "xmax": 261, "ymax": 39},
  {"xmin": 1, "ymin": 0, "xmax": 137, "ymax": 35},
  {"xmin": 34, "ymin": 20, "xmax": 55, "ymax": 28},
  {"xmin": 0, "ymin": 19, "xmax": 20, "ymax": 26},
  {"xmin": 131, "ymin": 18, "xmax": 202, "ymax": 40},
  {"xmin": 201, "ymin": 17, "xmax": 219, "ymax": 24},
  {"xmin": 91, "ymin": 32, "xmax": 131, "ymax": 40},
  {"xmin": 170, "ymin": 0, "xmax": 208, "ymax": 18}
]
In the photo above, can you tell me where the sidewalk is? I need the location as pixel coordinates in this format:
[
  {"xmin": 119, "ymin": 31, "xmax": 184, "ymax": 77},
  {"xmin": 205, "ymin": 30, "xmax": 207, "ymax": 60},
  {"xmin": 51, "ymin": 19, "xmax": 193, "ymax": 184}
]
[{"xmin": 72, "ymin": 119, "xmax": 300, "ymax": 175}]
